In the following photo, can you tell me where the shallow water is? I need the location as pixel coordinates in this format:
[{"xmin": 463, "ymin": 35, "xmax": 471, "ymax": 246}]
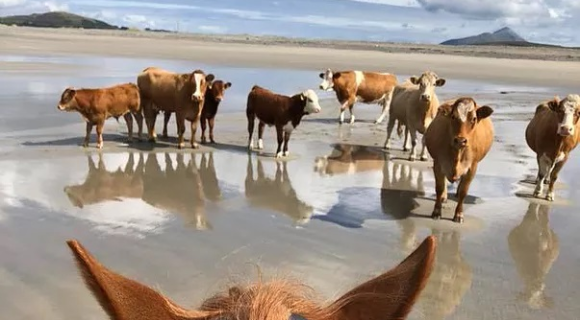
[{"xmin": 1, "ymin": 53, "xmax": 580, "ymax": 319}]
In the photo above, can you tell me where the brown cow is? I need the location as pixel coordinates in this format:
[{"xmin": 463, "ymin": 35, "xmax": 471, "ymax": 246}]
[
  {"xmin": 383, "ymin": 71, "xmax": 446, "ymax": 161},
  {"xmin": 245, "ymin": 155, "xmax": 313, "ymax": 225},
  {"xmin": 246, "ymin": 85, "xmax": 321, "ymax": 158},
  {"xmin": 318, "ymin": 69, "xmax": 398, "ymax": 124},
  {"xmin": 64, "ymin": 153, "xmax": 144, "ymax": 208},
  {"xmin": 313, "ymin": 143, "xmax": 386, "ymax": 176},
  {"xmin": 57, "ymin": 82, "xmax": 143, "ymax": 149},
  {"xmin": 424, "ymin": 97, "xmax": 494, "ymax": 223},
  {"xmin": 508, "ymin": 202, "xmax": 559, "ymax": 309},
  {"xmin": 137, "ymin": 67, "xmax": 215, "ymax": 149},
  {"xmin": 525, "ymin": 94, "xmax": 580, "ymax": 201},
  {"xmin": 65, "ymin": 235, "xmax": 437, "ymax": 320},
  {"xmin": 161, "ymin": 79, "xmax": 232, "ymax": 144}
]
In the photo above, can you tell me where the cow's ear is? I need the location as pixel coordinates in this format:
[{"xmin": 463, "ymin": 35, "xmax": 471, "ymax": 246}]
[
  {"xmin": 476, "ymin": 106, "xmax": 494, "ymax": 120},
  {"xmin": 319, "ymin": 72, "xmax": 325, "ymax": 79},
  {"xmin": 410, "ymin": 76, "xmax": 419, "ymax": 85},
  {"xmin": 324, "ymin": 236, "xmax": 436, "ymax": 320},
  {"xmin": 435, "ymin": 78, "xmax": 446, "ymax": 86},
  {"xmin": 206, "ymin": 73, "xmax": 215, "ymax": 84},
  {"xmin": 225, "ymin": 82, "xmax": 232, "ymax": 89},
  {"xmin": 548, "ymin": 97, "xmax": 560, "ymax": 111}
]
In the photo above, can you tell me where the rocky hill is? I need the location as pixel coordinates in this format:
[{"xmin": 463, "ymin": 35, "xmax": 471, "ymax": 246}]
[
  {"xmin": 0, "ymin": 11, "xmax": 124, "ymax": 30},
  {"xmin": 441, "ymin": 27, "xmax": 528, "ymax": 46}
]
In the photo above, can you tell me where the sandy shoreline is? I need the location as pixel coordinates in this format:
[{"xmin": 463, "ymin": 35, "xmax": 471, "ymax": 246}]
[{"xmin": 2, "ymin": 26, "xmax": 580, "ymax": 89}]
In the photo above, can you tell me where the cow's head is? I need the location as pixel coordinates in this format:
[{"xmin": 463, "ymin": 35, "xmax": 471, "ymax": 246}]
[
  {"xmin": 409, "ymin": 71, "xmax": 446, "ymax": 102},
  {"xmin": 57, "ymin": 87, "xmax": 79, "ymax": 111},
  {"xmin": 446, "ymin": 97, "xmax": 493, "ymax": 150},
  {"xmin": 189, "ymin": 70, "xmax": 215, "ymax": 102},
  {"xmin": 548, "ymin": 94, "xmax": 580, "ymax": 137},
  {"xmin": 318, "ymin": 68, "xmax": 335, "ymax": 91},
  {"xmin": 300, "ymin": 89, "xmax": 322, "ymax": 114},
  {"xmin": 65, "ymin": 235, "xmax": 436, "ymax": 320},
  {"xmin": 206, "ymin": 80, "xmax": 232, "ymax": 103}
]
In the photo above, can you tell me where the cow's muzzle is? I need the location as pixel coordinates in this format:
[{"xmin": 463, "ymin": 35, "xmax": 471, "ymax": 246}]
[
  {"xmin": 453, "ymin": 137, "xmax": 468, "ymax": 149},
  {"xmin": 191, "ymin": 94, "xmax": 203, "ymax": 102},
  {"xmin": 558, "ymin": 125, "xmax": 574, "ymax": 136},
  {"xmin": 420, "ymin": 94, "xmax": 431, "ymax": 102}
]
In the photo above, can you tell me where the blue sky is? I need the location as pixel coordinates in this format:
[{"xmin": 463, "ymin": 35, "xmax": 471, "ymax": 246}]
[{"xmin": 1, "ymin": 0, "xmax": 579, "ymax": 46}]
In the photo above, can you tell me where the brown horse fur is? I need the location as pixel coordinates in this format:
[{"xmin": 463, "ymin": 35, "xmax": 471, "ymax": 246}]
[{"xmin": 66, "ymin": 235, "xmax": 436, "ymax": 320}]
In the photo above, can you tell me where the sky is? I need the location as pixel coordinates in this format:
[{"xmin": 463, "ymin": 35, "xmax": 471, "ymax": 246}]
[{"xmin": 0, "ymin": 0, "xmax": 578, "ymax": 46}]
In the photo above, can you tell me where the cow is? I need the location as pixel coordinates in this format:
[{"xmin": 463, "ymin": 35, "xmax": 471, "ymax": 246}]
[
  {"xmin": 424, "ymin": 97, "xmax": 494, "ymax": 223},
  {"xmin": 524, "ymin": 94, "xmax": 580, "ymax": 202},
  {"xmin": 64, "ymin": 153, "xmax": 144, "ymax": 208},
  {"xmin": 246, "ymin": 85, "xmax": 321, "ymax": 158},
  {"xmin": 57, "ymin": 82, "xmax": 143, "ymax": 149},
  {"xmin": 245, "ymin": 155, "xmax": 313, "ymax": 225},
  {"xmin": 161, "ymin": 79, "xmax": 232, "ymax": 144},
  {"xmin": 508, "ymin": 202, "xmax": 559, "ymax": 309},
  {"xmin": 65, "ymin": 235, "xmax": 437, "ymax": 320},
  {"xmin": 383, "ymin": 71, "xmax": 446, "ymax": 162},
  {"xmin": 313, "ymin": 143, "xmax": 386, "ymax": 176},
  {"xmin": 318, "ymin": 68, "xmax": 398, "ymax": 124},
  {"xmin": 137, "ymin": 67, "xmax": 215, "ymax": 149}
]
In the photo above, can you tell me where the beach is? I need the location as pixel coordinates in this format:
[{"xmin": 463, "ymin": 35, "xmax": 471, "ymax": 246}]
[{"xmin": 1, "ymin": 26, "xmax": 580, "ymax": 320}]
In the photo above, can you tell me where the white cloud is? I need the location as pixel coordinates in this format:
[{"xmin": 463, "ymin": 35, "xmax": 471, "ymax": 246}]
[
  {"xmin": 0, "ymin": 0, "xmax": 26, "ymax": 8},
  {"xmin": 349, "ymin": 0, "xmax": 419, "ymax": 6}
]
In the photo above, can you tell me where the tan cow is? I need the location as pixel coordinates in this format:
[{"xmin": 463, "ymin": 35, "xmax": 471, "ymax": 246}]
[
  {"xmin": 424, "ymin": 97, "xmax": 494, "ymax": 223},
  {"xmin": 245, "ymin": 155, "xmax": 313, "ymax": 225},
  {"xmin": 313, "ymin": 143, "xmax": 386, "ymax": 176},
  {"xmin": 64, "ymin": 153, "xmax": 144, "ymax": 208},
  {"xmin": 319, "ymin": 68, "xmax": 398, "ymax": 124},
  {"xmin": 137, "ymin": 67, "xmax": 215, "ymax": 149},
  {"xmin": 57, "ymin": 82, "xmax": 143, "ymax": 149},
  {"xmin": 508, "ymin": 202, "xmax": 559, "ymax": 309},
  {"xmin": 525, "ymin": 94, "xmax": 580, "ymax": 201},
  {"xmin": 383, "ymin": 71, "xmax": 446, "ymax": 161},
  {"xmin": 65, "ymin": 235, "xmax": 437, "ymax": 320}
]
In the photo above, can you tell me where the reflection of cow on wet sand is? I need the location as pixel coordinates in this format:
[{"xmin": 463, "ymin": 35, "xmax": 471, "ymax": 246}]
[
  {"xmin": 245, "ymin": 156, "xmax": 313, "ymax": 225},
  {"xmin": 419, "ymin": 230, "xmax": 473, "ymax": 320},
  {"xmin": 64, "ymin": 153, "xmax": 144, "ymax": 208},
  {"xmin": 508, "ymin": 202, "xmax": 559, "ymax": 309},
  {"xmin": 313, "ymin": 144, "xmax": 386, "ymax": 176},
  {"xmin": 142, "ymin": 153, "xmax": 220, "ymax": 230},
  {"xmin": 380, "ymin": 159, "xmax": 426, "ymax": 254}
]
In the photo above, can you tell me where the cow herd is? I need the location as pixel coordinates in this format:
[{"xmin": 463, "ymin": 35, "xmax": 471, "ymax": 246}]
[{"xmin": 56, "ymin": 66, "xmax": 580, "ymax": 224}]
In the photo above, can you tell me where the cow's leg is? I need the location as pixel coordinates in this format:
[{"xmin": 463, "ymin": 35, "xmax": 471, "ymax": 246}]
[
  {"xmin": 431, "ymin": 161, "xmax": 447, "ymax": 220},
  {"xmin": 419, "ymin": 134, "xmax": 429, "ymax": 161},
  {"xmin": 348, "ymin": 103, "xmax": 356, "ymax": 125},
  {"xmin": 375, "ymin": 91, "xmax": 393, "ymax": 124},
  {"xmin": 257, "ymin": 121, "xmax": 265, "ymax": 150},
  {"xmin": 282, "ymin": 130, "xmax": 291, "ymax": 157},
  {"xmin": 162, "ymin": 111, "xmax": 171, "ymax": 138},
  {"xmin": 275, "ymin": 125, "xmax": 284, "ymax": 158},
  {"xmin": 383, "ymin": 116, "xmax": 397, "ymax": 150},
  {"xmin": 123, "ymin": 113, "xmax": 134, "ymax": 143},
  {"xmin": 190, "ymin": 117, "xmax": 200, "ymax": 149},
  {"xmin": 247, "ymin": 114, "xmax": 255, "ymax": 151},
  {"xmin": 533, "ymin": 154, "xmax": 552, "ymax": 198},
  {"xmin": 83, "ymin": 122, "xmax": 93, "ymax": 148},
  {"xmin": 338, "ymin": 97, "xmax": 355, "ymax": 124},
  {"xmin": 453, "ymin": 164, "xmax": 477, "ymax": 223},
  {"xmin": 546, "ymin": 155, "xmax": 568, "ymax": 201},
  {"xmin": 143, "ymin": 103, "xmax": 158, "ymax": 142},
  {"xmin": 176, "ymin": 113, "xmax": 186, "ymax": 149},
  {"xmin": 132, "ymin": 110, "xmax": 144, "ymax": 141},
  {"xmin": 209, "ymin": 117, "xmax": 216, "ymax": 144},
  {"xmin": 96, "ymin": 121, "xmax": 105, "ymax": 149},
  {"xmin": 402, "ymin": 126, "xmax": 410, "ymax": 151},
  {"xmin": 408, "ymin": 128, "xmax": 418, "ymax": 161},
  {"xmin": 200, "ymin": 115, "xmax": 208, "ymax": 144}
]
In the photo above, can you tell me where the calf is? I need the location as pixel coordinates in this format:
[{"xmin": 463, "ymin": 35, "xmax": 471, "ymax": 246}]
[
  {"xmin": 161, "ymin": 79, "xmax": 232, "ymax": 144},
  {"xmin": 319, "ymin": 68, "xmax": 398, "ymax": 124},
  {"xmin": 383, "ymin": 71, "xmax": 446, "ymax": 161},
  {"xmin": 57, "ymin": 82, "xmax": 143, "ymax": 149},
  {"xmin": 245, "ymin": 156, "xmax": 313, "ymax": 225},
  {"xmin": 424, "ymin": 97, "xmax": 494, "ymax": 223},
  {"xmin": 314, "ymin": 143, "xmax": 386, "ymax": 176},
  {"xmin": 66, "ymin": 235, "xmax": 436, "ymax": 320},
  {"xmin": 246, "ymin": 85, "xmax": 321, "ymax": 158},
  {"xmin": 137, "ymin": 67, "xmax": 214, "ymax": 149},
  {"xmin": 525, "ymin": 94, "xmax": 580, "ymax": 201}
]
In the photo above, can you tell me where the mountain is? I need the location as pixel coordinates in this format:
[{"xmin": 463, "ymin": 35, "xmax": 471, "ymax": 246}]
[
  {"xmin": 441, "ymin": 27, "xmax": 527, "ymax": 46},
  {"xmin": 0, "ymin": 11, "xmax": 122, "ymax": 30}
]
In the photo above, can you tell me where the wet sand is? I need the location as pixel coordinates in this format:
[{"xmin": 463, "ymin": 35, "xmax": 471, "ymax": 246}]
[{"xmin": 1, "ymin": 28, "xmax": 580, "ymax": 320}]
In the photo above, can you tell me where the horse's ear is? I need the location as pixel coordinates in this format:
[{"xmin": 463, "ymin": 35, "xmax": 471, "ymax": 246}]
[
  {"xmin": 325, "ymin": 235, "xmax": 436, "ymax": 320},
  {"xmin": 66, "ymin": 239, "xmax": 221, "ymax": 320}
]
